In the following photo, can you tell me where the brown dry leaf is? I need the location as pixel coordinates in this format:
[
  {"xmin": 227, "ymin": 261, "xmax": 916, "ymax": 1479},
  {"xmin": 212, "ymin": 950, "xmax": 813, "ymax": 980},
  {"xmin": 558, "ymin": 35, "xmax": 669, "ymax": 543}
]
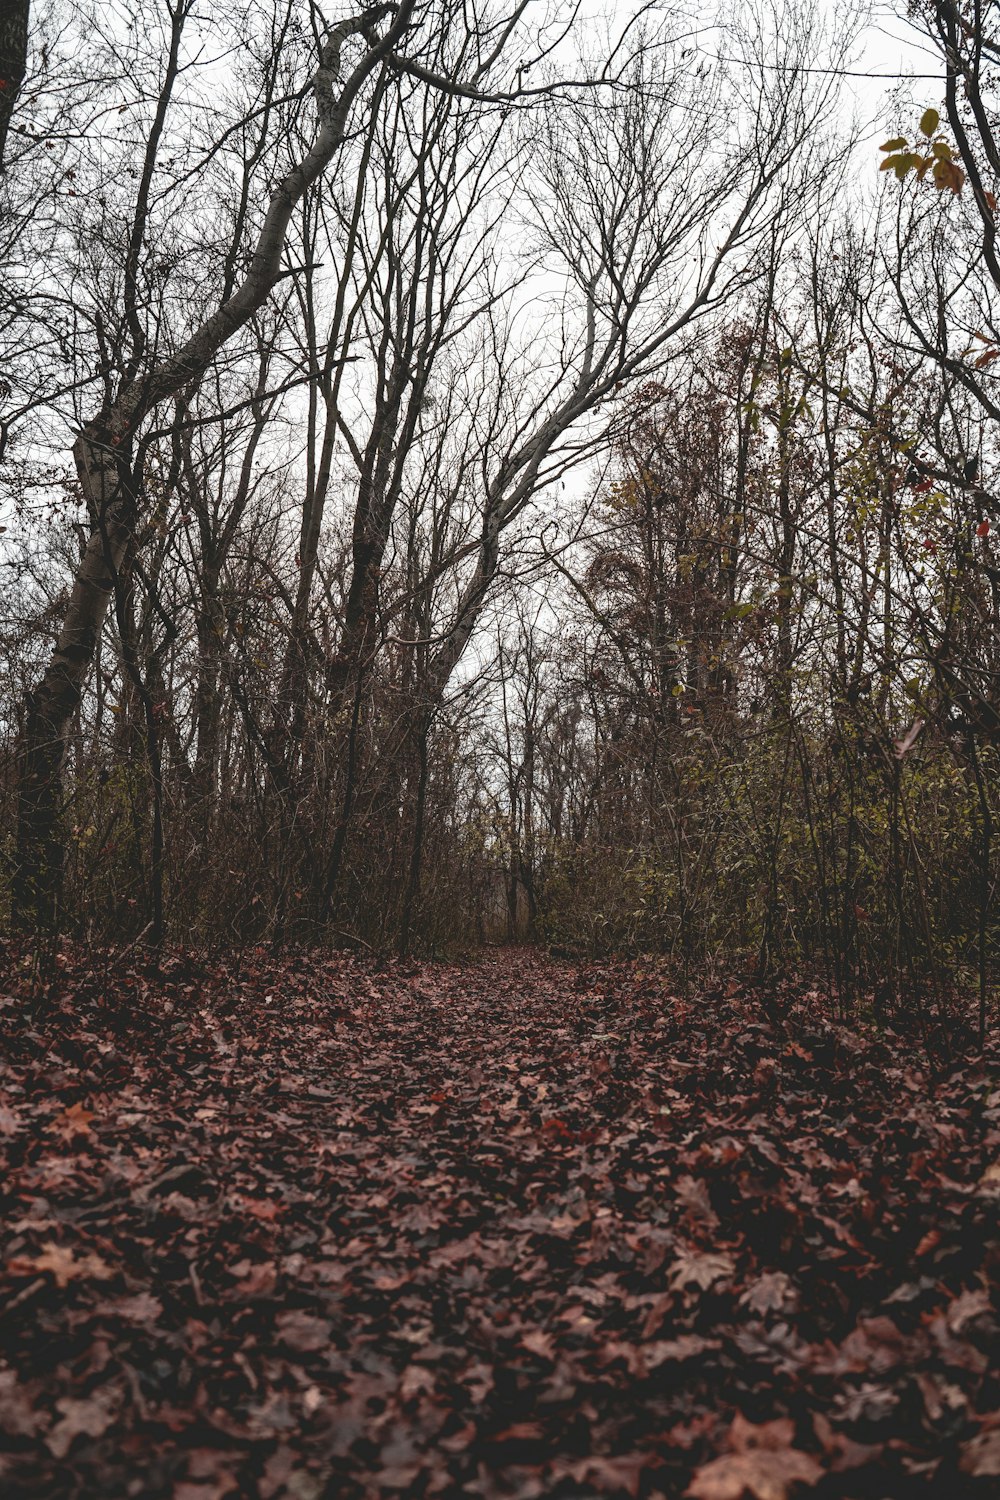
[
  {"xmin": 371, "ymin": 1269, "xmax": 410, "ymax": 1289},
  {"xmin": 374, "ymin": 1463, "xmax": 423, "ymax": 1491},
  {"xmin": 892, "ymin": 718, "xmax": 925, "ymax": 758},
  {"xmin": 946, "ymin": 1288, "xmax": 992, "ymax": 1334},
  {"xmin": 740, "ymin": 1271, "xmax": 798, "ymax": 1316},
  {"xmin": 521, "ymin": 1329, "xmax": 557, "ymax": 1359},
  {"xmin": 50, "ymin": 1101, "xmax": 96, "ymax": 1140},
  {"xmin": 47, "ymin": 1390, "xmax": 118, "ymax": 1458},
  {"xmin": 959, "ymin": 1428, "xmax": 1000, "ymax": 1477},
  {"xmin": 173, "ymin": 1482, "xmax": 239, "ymax": 1500},
  {"xmin": 225, "ymin": 1262, "xmax": 278, "ymax": 1300},
  {"xmin": 0, "ymin": 1370, "xmax": 47, "ymax": 1437},
  {"xmin": 96, "ymin": 1292, "xmax": 163, "ymax": 1324},
  {"xmin": 274, "ymin": 1310, "xmax": 331, "ymax": 1352},
  {"xmin": 493, "ymin": 1421, "xmax": 545, "ymax": 1442},
  {"xmin": 729, "ymin": 1414, "xmax": 797, "ymax": 1450},
  {"xmin": 675, "ymin": 1174, "xmax": 718, "ymax": 1224},
  {"xmin": 8, "ymin": 1241, "xmax": 114, "ymax": 1288},
  {"xmin": 686, "ymin": 1449, "xmax": 822, "ymax": 1500},
  {"xmin": 645, "ymin": 1334, "xmax": 720, "ymax": 1367},
  {"xmin": 230, "ymin": 1193, "xmax": 282, "ymax": 1221},
  {"xmin": 399, "ymin": 1364, "xmax": 435, "ymax": 1402},
  {"xmin": 669, "ymin": 1250, "xmax": 736, "ymax": 1292},
  {"xmin": 568, "ymin": 1454, "xmax": 649, "ymax": 1495}
]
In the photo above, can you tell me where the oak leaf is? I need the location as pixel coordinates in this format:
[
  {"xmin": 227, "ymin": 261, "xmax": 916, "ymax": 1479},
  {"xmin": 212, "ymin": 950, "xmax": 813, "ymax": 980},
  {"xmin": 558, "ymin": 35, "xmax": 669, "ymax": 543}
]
[
  {"xmin": 645, "ymin": 1334, "xmax": 720, "ymax": 1366},
  {"xmin": 7, "ymin": 1241, "xmax": 113, "ymax": 1288},
  {"xmin": 47, "ymin": 1391, "xmax": 118, "ymax": 1458}
]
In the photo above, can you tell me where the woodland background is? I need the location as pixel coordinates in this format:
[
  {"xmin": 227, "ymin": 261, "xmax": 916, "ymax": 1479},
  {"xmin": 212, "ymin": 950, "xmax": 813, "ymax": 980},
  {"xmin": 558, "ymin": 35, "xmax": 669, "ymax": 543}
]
[
  {"xmin": 3, "ymin": 9, "xmax": 1000, "ymax": 1497},
  {"xmin": 2, "ymin": 0, "xmax": 1000, "ymax": 1020}
]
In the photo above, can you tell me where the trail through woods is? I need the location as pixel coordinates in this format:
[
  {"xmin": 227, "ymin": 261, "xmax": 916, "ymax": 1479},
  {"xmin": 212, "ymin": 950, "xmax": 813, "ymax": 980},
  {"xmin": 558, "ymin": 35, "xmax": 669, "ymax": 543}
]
[{"xmin": 0, "ymin": 947, "xmax": 998, "ymax": 1498}]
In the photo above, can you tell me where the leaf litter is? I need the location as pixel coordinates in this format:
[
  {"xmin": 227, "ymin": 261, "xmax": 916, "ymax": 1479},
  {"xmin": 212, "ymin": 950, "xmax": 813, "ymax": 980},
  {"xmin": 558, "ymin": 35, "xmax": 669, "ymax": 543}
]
[{"xmin": 0, "ymin": 944, "xmax": 998, "ymax": 1498}]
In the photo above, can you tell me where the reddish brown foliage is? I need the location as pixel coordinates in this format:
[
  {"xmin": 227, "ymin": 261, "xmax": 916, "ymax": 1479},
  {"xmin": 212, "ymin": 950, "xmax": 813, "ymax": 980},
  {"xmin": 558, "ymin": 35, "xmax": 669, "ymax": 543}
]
[{"xmin": 0, "ymin": 946, "xmax": 998, "ymax": 1498}]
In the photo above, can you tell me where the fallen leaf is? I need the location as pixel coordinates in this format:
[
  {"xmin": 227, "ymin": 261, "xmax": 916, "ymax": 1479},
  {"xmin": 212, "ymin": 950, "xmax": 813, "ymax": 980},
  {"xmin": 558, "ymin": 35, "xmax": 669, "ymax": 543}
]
[
  {"xmin": 0, "ymin": 1371, "xmax": 47, "ymax": 1437},
  {"xmin": 669, "ymin": 1250, "xmax": 736, "ymax": 1292},
  {"xmin": 645, "ymin": 1334, "xmax": 721, "ymax": 1366},
  {"xmin": 686, "ymin": 1448, "xmax": 823, "ymax": 1500},
  {"xmin": 960, "ymin": 1428, "xmax": 1000, "ymax": 1477},
  {"xmin": 7, "ymin": 1241, "xmax": 114, "ymax": 1288},
  {"xmin": 274, "ymin": 1310, "xmax": 331, "ymax": 1353},
  {"xmin": 47, "ymin": 1390, "xmax": 118, "ymax": 1458},
  {"xmin": 740, "ymin": 1271, "xmax": 798, "ymax": 1316}
]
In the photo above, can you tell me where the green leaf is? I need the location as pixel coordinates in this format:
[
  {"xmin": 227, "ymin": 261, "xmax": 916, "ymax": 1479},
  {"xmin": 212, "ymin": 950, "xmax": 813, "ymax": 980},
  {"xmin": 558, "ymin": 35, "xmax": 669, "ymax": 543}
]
[
  {"xmin": 919, "ymin": 107, "xmax": 940, "ymax": 137},
  {"xmin": 880, "ymin": 137, "xmax": 907, "ymax": 152}
]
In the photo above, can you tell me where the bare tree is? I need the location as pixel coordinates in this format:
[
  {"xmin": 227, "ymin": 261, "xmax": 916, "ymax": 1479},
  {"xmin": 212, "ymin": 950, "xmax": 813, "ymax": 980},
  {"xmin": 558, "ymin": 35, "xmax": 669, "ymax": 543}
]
[{"xmin": 8, "ymin": 0, "xmax": 482, "ymax": 928}]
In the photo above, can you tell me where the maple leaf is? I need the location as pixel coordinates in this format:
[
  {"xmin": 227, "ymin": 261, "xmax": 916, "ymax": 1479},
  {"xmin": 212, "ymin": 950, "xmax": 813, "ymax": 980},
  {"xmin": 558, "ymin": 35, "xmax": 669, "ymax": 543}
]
[
  {"xmin": 686, "ymin": 1447, "xmax": 823, "ymax": 1499},
  {"xmin": 688, "ymin": 1415, "xmax": 823, "ymax": 1499},
  {"xmin": 50, "ymin": 1101, "xmax": 96, "ymax": 1140},
  {"xmin": 740, "ymin": 1271, "xmax": 798, "ymax": 1316},
  {"xmin": 7, "ymin": 1241, "xmax": 114, "ymax": 1288},
  {"xmin": 669, "ymin": 1250, "xmax": 736, "ymax": 1291}
]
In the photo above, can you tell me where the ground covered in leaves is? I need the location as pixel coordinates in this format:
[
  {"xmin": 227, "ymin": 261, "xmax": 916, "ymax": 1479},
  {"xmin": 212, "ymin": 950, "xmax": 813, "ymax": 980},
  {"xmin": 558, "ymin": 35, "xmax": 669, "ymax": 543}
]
[{"xmin": 0, "ymin": 944, "xmax": 998, "ymax": 1499}]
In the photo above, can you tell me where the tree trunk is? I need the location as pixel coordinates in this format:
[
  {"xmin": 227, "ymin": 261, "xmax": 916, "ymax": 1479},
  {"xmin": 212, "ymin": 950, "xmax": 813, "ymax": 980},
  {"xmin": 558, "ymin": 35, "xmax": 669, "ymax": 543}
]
[
  {"xmin": 14, "ymin": 447, "xmax": 135, "ymax": 927},
  {"xmin": 0, "ymin": 0, "xmax": 29, "ymax": 172}
]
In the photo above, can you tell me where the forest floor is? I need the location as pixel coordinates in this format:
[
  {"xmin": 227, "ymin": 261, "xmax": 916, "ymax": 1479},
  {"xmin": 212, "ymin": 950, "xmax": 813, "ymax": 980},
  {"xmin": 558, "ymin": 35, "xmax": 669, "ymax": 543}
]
[{"xmin": 0, "ymin": 944, "xmax": 998, "ymax": 1500}]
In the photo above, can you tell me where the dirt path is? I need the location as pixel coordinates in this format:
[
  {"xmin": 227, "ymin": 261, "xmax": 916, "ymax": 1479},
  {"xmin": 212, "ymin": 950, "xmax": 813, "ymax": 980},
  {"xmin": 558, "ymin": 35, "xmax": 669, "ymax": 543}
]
[{"xmin": 0, "ymin": 947, "xmax": 997, "ymax": 1497}]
